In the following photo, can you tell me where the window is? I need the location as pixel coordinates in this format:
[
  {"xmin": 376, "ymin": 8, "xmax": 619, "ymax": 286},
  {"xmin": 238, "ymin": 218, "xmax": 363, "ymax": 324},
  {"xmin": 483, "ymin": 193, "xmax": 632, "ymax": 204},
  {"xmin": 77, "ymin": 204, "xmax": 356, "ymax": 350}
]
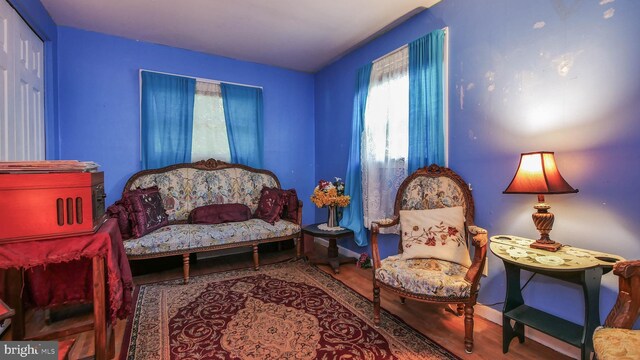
[
  {"xmin": 140, "ymin": 70, "xmax": 263, "ymax": 169},
  {"xmin": 361, "ymin": 47, "xmax": 409, "ymax": 229},
  {"xmin": 360, "ymin": 30, "xmax": 448, "ymax": 234},
  {"xmin": 0, "ymin": 1, "xmax": 45, "ymax": 161},
  {"xmin": 192, "ymin": 82, "xmax": 230, "ymax": 162}
]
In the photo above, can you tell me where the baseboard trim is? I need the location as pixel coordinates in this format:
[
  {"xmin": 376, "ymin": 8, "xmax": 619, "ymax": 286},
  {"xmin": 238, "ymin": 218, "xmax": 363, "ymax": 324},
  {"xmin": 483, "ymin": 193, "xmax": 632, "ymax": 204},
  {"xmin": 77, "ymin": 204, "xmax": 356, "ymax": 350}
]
[
  {"xmin": 318, "ymin": 239, "xmax": 582, "ymax": 359},
  {"xmin": 474, "ymin": 304, "xmax": 580, "ymax": 359}
]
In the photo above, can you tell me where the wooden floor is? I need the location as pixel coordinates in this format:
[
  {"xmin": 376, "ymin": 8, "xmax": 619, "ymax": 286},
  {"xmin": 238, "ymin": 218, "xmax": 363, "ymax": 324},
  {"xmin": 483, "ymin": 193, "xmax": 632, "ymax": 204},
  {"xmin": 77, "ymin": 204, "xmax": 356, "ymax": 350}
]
[{"xmin": 6, "ymin": 244, "xmax": 571, "ymax": 359}]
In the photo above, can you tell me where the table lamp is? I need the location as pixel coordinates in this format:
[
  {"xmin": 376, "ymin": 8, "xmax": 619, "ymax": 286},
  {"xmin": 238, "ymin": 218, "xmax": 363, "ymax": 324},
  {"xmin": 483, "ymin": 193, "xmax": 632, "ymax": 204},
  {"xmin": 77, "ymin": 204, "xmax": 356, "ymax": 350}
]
[{"xmin": 503, "ymin": 151, "xmax": 578, "ymax": 251}]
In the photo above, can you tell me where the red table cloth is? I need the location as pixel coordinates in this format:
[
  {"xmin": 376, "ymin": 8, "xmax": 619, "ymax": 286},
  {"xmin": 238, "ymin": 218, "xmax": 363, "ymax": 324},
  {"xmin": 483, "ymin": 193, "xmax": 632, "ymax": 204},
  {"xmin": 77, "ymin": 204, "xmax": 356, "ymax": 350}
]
[{"xmin": 0, "ymin": 219, "xmax": 133, "ymax": 323}]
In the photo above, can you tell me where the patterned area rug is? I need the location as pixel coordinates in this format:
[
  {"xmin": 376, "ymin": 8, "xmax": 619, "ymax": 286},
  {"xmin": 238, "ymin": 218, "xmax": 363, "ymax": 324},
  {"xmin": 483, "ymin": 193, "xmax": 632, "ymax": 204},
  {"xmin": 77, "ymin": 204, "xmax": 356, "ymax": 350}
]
[{"xmin": 122, "ymin": 260, "xmax": 459, "ymax": 359}]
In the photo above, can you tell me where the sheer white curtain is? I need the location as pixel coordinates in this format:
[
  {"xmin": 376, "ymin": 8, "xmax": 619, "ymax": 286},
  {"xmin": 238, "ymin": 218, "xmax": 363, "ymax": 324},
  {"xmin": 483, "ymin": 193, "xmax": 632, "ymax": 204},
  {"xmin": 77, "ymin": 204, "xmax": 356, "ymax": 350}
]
[
  {"xmin": 192, "ymin": 81, "xmax": 231, "ymax": 162},
  {"xmin": 362, "ymin": 48, "xmax": 409, "ymax": 233}
]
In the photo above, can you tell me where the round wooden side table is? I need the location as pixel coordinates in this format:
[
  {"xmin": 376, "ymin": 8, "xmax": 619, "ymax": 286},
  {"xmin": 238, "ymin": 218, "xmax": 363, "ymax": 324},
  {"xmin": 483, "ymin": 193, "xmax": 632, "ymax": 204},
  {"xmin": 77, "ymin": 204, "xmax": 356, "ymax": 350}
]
[{"xmin": 302, "ymin": 223, "xmax": 357, "ymax": 274}]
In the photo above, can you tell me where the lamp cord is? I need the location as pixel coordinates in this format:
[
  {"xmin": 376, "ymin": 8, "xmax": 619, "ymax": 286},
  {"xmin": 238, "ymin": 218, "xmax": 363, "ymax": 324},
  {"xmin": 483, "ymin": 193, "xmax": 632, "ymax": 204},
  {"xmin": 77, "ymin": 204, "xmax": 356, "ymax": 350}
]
[{"xmin": 482, "ymin": 273, "xmax": 537, "ymax": 307}]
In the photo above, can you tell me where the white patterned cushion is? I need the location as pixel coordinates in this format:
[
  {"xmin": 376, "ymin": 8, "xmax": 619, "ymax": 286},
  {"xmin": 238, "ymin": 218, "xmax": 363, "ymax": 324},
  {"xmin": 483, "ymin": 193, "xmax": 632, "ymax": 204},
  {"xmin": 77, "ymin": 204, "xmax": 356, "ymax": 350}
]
[
  {"xmin": 375, "ymin": 255, "xmax": 472, "ymax": 298},
  {"xmin": 399, "ymin": 207, "xmax": 471, "ymax": 267},
  {"xmin": 124, "ymin": 219, "xmax": 301, "ymax": 256}
]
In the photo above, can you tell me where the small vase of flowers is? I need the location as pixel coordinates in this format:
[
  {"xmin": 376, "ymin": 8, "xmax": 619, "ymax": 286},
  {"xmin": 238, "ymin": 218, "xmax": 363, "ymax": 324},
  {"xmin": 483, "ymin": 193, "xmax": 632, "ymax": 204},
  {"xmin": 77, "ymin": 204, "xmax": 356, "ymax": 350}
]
[{"xmin": 310, "ymin": 177, "xmax": 350, "ymax": 228}]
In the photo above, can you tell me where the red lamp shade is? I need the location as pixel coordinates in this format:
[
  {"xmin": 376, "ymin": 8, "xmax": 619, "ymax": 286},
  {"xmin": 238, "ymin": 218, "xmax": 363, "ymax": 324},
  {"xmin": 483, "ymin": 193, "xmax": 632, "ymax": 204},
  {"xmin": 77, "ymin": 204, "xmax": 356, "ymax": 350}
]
[{"xmin": 503, "ymin": 151, "xmax": 578, "ymax": 195}]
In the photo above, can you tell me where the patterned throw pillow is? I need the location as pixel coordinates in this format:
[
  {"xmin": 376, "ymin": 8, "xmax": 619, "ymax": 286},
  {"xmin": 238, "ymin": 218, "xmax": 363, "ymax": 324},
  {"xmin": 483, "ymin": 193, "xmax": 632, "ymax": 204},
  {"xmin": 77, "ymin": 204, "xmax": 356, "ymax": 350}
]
[
  {"xmin": 281, "ymin": 189, "xmax": 299, "ymax": 223},
  {"xmin": 399, "ymin": 206, "xmax": 471, "ymax": 267},
  {"xmin": 124, "ymin": 186, "xmax": 169, "ymax": 238},
  {"xmin": 253, "ymin": 186, "xmax": 285, "ymax": 225}
]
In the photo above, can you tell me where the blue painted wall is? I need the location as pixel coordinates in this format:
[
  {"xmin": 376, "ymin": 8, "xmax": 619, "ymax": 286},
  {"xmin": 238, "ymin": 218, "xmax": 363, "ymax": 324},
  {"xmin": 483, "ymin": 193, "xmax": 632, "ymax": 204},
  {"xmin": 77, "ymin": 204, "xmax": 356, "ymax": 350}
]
[
  {"xmin": 8, "ymin": 0, "xmax": 59, "ymax": 159},
  {"xmin": 16, "ymin": 0, "xmax": 640, "ymax": 334},
  {"xmin": 56, "ymin": 27, "xmax": 316, "ymax": 224},
  {"xmin": 315, "ymin": 0, "xmax": 640, "ymax": 327}
]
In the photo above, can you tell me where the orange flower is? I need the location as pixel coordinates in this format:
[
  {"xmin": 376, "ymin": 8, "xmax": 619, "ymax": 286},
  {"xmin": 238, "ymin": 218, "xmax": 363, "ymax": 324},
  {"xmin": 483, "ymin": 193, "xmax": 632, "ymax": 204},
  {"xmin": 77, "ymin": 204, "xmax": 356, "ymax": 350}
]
[{"xmin": 310, "ymin": 181, "xmax": 351, "ymax": 208}]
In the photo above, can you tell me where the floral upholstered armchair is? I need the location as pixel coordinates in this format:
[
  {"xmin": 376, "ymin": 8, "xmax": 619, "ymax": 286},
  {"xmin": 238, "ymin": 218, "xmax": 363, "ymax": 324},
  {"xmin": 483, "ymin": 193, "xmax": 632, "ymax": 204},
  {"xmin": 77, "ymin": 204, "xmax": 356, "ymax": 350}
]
[
  {"xmin": 593, "ymin": 260, "xmax": 640, "ymax": 360},
  {"xmin": 370, "ymin": 164, "xmax": 488, "ymax": 354}
]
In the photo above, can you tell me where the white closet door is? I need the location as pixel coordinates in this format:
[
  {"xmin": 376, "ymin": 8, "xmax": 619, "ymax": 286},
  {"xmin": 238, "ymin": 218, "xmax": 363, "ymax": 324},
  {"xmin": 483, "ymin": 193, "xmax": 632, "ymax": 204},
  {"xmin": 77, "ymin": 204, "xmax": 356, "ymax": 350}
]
[
  {"xmin": 0, "ymin": 0, "xmax": 44, "ymax": 161},
  {"xmin": 0, "ymin": 0, "xmax": 14, "ymax": 161}
]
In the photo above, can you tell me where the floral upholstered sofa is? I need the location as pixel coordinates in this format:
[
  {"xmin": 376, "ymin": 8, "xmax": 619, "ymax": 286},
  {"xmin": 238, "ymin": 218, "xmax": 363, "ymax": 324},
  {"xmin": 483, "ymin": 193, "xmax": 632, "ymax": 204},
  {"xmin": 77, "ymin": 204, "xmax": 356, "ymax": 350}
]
[{"xmin": 121, "ymin": 159, "xmax": 302, "ymax": 283}]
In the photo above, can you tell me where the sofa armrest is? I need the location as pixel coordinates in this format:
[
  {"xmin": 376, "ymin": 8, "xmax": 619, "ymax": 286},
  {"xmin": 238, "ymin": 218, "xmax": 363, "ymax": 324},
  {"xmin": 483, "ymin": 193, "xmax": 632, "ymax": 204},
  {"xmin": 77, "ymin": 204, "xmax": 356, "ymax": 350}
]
[{"xmin": 295, "ymin": 200, "xmax": 303, "ymax": 225}]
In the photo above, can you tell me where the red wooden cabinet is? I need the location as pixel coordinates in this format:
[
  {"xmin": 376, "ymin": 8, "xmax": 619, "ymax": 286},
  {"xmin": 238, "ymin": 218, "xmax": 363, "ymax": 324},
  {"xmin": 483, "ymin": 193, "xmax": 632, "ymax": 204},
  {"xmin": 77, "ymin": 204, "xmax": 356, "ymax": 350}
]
[{"xmin": 0, "ymin": 171, "xmax": 107, "ymax": 243}]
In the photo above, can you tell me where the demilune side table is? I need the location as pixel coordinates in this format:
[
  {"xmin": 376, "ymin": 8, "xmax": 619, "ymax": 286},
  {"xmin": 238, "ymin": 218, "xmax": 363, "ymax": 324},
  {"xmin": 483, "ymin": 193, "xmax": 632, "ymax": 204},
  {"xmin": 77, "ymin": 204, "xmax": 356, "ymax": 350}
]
[
  {"xmin": 490, "ymin": 235, "xmax": 624, "ymax": 360},
  {"xmin": 302, "ymin": 223, "xmax": 357, "ymax": 274}
]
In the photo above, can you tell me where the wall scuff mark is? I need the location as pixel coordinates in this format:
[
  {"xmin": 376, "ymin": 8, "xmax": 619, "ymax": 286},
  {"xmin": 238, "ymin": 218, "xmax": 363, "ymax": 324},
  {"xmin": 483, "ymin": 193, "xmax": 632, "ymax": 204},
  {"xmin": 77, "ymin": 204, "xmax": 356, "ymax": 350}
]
[
  {"xmin": 603, "ymin": 8, "xmax": 615, "ymax": 19},
  {"xmin": 486, "ymin": 71, "xmax": 495, "ymax": 92},
  {"xmin": 552, "ymin": 51, "xmax": 583, "ymax": 77},
  {"xmin": 533, "ymin": 21, "xmax": 546, "ymax": 29}
]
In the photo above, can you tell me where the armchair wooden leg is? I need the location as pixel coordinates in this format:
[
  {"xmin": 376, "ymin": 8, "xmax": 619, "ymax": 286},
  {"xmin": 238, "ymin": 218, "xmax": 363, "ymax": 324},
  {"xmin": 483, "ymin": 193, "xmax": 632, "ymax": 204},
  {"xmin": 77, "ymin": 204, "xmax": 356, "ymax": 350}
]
[
  {"xmin": 457, "ymin": 303, "xmax": 464, "ymax": 316},
  {"xmin": 253, "ymin": 244, "xmax": 259, "ymax": 270},
  {"xmin": 182, "ymin": 254, "xmax": 190, "ymax": 284},
  {"xmin": 464, "ymin": 303, "xmax": 474, "ymax": 353},
  {"xmin": 373, "ymin": 285, "xmax": 381, "ymax": 326}
]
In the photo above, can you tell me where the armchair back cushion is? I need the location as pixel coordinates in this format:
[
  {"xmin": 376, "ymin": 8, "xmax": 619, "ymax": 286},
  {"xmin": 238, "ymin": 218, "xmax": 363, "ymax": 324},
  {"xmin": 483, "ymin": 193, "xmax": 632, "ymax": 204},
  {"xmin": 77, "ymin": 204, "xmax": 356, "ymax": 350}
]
[
  {"xmin": 399, "ymin": 206, "xmax": 471, "ymax": 267},
  {"xmin": 398, "ymin": 170, "xmax": 472, "ymax": 221}
]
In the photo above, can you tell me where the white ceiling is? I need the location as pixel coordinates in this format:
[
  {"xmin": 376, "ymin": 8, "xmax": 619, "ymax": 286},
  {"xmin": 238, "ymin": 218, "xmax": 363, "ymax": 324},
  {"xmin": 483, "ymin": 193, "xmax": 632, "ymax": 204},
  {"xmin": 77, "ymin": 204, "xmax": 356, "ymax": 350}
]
[{"xmin": 40, "ymin": 0, "xmax": 441, "ymax": 73}]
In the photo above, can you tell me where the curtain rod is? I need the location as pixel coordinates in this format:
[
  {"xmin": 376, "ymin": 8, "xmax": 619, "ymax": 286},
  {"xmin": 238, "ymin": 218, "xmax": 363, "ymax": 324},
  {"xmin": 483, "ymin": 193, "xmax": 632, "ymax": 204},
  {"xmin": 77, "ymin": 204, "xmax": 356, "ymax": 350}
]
[
  {"xmin": 372, "ymin": 26, "xmax": 448, "ymax": 64},
  {"xmin": 139, "ymin": 69, "xmax": 263, "ymax": 89}
]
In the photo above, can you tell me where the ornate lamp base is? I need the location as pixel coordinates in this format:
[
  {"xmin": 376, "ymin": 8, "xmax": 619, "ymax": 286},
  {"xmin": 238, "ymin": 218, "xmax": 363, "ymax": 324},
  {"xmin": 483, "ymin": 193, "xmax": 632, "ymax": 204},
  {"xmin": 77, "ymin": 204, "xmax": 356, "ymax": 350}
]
[
  {"xmin": 530, "ymin": 240, "xmax": 562, "ymax": 252},
  {"xmin": 530, "ymin": 195, "xmax": 562, "ymax": 252}
]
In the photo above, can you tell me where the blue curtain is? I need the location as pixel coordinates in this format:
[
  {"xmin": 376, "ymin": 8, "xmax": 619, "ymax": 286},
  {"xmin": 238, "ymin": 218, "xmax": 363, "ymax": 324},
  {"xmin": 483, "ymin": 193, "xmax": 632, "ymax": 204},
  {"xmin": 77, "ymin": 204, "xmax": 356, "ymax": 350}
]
[
  {"xmin": 341, "ymin": 64, "xmax": 372, "ymax": 247},
  {"xmin": 141, "ymin": 71, "xmax": 195, "ymax": 169},
  {"xmin": 221, "ymin": 83, "xmax": 264, "ymax": 168},
  {"xmin": 408, "ymin": 29, "xmax": 445, "ymax": 173}
]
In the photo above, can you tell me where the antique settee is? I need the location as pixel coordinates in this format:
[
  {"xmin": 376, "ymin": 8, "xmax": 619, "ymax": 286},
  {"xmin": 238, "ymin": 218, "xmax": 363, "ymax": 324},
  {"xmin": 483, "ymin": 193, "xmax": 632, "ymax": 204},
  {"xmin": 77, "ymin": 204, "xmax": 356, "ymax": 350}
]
[{"xmin": 119, "ymin": 159, "xmax": 302, "ymax": 283}]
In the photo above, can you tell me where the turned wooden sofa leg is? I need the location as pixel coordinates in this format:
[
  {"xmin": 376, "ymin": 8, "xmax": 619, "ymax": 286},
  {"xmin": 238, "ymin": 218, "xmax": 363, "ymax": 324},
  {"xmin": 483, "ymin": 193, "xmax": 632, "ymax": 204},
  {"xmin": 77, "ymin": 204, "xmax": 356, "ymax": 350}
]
[
  {"xmin": 182, "ymin": 253, "xmax": 190, "ymax": 284},
  {"xmin": 253, "ymin": 245, "xmax": 259, "ymax": 270},
  {"xmin": 295, "ymin": 235, "xmax": 302, "ymax": 260}
]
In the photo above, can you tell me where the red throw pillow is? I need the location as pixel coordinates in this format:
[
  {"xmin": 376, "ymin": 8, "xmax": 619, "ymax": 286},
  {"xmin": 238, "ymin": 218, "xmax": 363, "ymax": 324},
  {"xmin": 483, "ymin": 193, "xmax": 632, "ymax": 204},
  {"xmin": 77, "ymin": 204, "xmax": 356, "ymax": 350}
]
[
  {"xmin": 124, "ymin": 186, "xmax": 168, "ymax": 238},
  {"xmin": 188, "ymin": 203, "xmax": 252, "ymax": 224},
  {"xmin": 281, "ymin": 189, "xmax": 299, "ymax": 223},
  {"xmin": 253, "ymin": 187, "xmax": 286, "ymax": 225},
  {"xmin": 107, "ymin": 200, "xmax": 132, "ymax": 240}
]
